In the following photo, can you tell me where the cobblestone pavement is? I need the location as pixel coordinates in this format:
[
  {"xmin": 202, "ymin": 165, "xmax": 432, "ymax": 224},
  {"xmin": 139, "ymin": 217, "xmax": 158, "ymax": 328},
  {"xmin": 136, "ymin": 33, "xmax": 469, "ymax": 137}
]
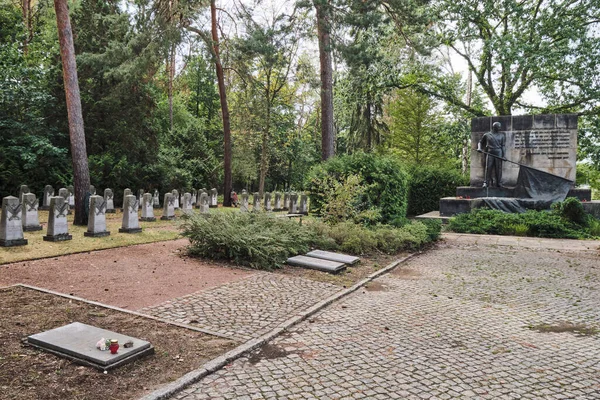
[
  {"xmin": 172, "ymin": 237, "xmax": 600, "ymax": 399},
  {"xmin": 140, "ymin": 273, "xmax": 341, "ymax": 341}
]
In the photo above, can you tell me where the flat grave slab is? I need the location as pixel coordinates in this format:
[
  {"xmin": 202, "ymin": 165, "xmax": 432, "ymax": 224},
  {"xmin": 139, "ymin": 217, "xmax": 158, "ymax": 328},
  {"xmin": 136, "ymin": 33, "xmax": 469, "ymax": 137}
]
[
  {"xmin": 27, "ymin": 322, "xmax": 153, "ymax": 370},
  {"xmin": 306, "ymin": 250, "xmax": 360, "ymax": 265},
  {"xmin": 286, "ymin": 255, "xmax": 346, "ymax": 273}
]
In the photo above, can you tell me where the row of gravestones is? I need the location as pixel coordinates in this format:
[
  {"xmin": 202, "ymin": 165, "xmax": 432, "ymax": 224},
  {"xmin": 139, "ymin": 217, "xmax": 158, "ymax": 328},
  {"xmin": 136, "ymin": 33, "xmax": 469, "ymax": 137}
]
[{"xmin": 237, "ymin": 190, "xmax": 309, "ymax": 214}]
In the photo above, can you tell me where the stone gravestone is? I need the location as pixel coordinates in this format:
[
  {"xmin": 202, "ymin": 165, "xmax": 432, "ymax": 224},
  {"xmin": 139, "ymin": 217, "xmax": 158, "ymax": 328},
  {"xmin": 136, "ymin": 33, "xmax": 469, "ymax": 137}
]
[
  {"xmin": 140, "ymin": 193, "xmax": 156, "ymax": 221},
  {"xmin": 104, "ymin": 188, "xmax": 116, "ymax": 213},
  {"xmin": 172, "ymin": 189, "xmax": 180, "ymax": 209},
  {"xmin": 19, "ymin": 185, "xmax": 30, "ymax": 202},
  {"xmin": 41, "ymin": 185, "xmax": 54, "ymax": 210},
  {"xmin": 121, "ymin": 188, "xmax": 132, "ymax": 212},
  {"xmin": 89, "ymin": 185, "xmax": 96, "ymax": 195},
  {"xmin": 153, "ymin": 189, "xmax": 161, "ymax": 209},
  {"xmin": 299, "ymin": 194, "xmax": 308, "ymax": 215},
  {"xmin": 67, "ymin": 185, "xmax": 75, "ymax": 207},
  {"xmin": 0, "ymin": 196, "xmax": 28, "ymax": 246},
  {"xmin": 199, "ymin": 192, "xmax": 210, "ymax": 214},
  {"xmin": 58, "ymin": 188, "xmax": 70, "ymax": 214},
  {"xmin": 191, "ymin": 189, "xmax": 197, "ymax": 206},
  {"xmin": 264, "ymin": 192, "xmax": 272, "ymax": 211},
  {"xmin": 180, "ymin": 192, "xmax": 185, "ymax": 209},
  {"xmin": 119, "ymin": 195, "xmax": 142, "ymax": 233},
  {"xmin": 289, "ymin": 193, "xmax": 299, "ymax": 214},
  {"xmin": 22, "ymin": 193, "xmax": 42, "ymax": 232},
  {"xmin": 138, "ymin": 189, "xmax": 144, "ymax": 204},
  {"xmin": 84, "ymin": 195, "xmax": 110, "ymax": 237},
  {"xmin": 182, "ymin": 192, "xmax": 193, "ymax": 214},
  {"xmin": 43, "ymin": 196, "xmax": 72, "ymax": 242},
  {"xmin": 209, "ymin": 188, "xmax": 218, "ymax": 208},
  {"xmin": 273, "ymin": 192, "xmax": 282, "ymax": 211},
  {"xmin": 283, "ymin": 192, "xmax": 290, "ymax": 211},
  {"xmin": 161, "ymin": 193, "xmax": 176, "ymax": 220},
  {"xmin": 240, "ymin": 190, "xmax": 249, "ymax": 212},
  {"xmin": 252, "ymin": 192, "xmax": 261, "ymax": 212}
]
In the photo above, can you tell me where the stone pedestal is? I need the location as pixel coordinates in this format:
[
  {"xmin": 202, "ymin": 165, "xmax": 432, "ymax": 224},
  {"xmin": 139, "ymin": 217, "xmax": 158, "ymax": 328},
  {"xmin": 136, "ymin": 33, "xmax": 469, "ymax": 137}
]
[
  {"xmin": 119, "ymin": 195, "xmax": 142, "ymax": 233},
  {"xmin": 209, "ymin": 188, "xmax": 218, "ymax": 208},
  {"xmin": 182, "ymin": 192, "xmax": 193, "ymax": 214},
  {"xmin": 140, "ymin": 193, "xmax": 156, "ymax": 222},
  {"xmin": 43, "ymin": 196, "xmax": 72, "ymax": 241},
  {"xmin": 299, "ymin": 194, "xmax": 308, "ymax": 215},
  {"xmin": 85, "ymin": 195, "xmax": 110, "ymax": 237},
  {"xmin": 199, "ymin": 193, "xmax": 210, "ymax": 214},
  {"xmin": 252, "ymin": 192, "xmax": 261, "ymax": 212},
  {"xmin": 0, "ymin": 196, "xmax": 28, "ymax": 246},
  {"xmin": 22, "ymin": 193, "xmax": 42, "ymax": 232},
  {"xmin": 161, "ymin": 193, "xmax": 176, "ymax": 220},
  {"xmin": 273, "ymin": 192, "xmax": 282, "ymax": 211},
  {"xmin": 264, "ymin": 193, "xmax": 272, "ymax": 211},
  {"xmin": 153, "ymin": 190, "xmax": 161, "ymax": 209},
  {"xmin": 289, "ymin": 193, "xmax": 299, "ymax": 214},
  {"xmin": 104, "ymin": 188, "xmax": 116, "ymax": 213},
  {"xmin": 40, "ymin": 185, "xmax": 54, "ymax": 210},
  {"xmin": 240, "ymin": 190, "xmax": 249, "ymax": 212},
  {"xmin": 283, "ymin": 193, "xmax": 290, "ymax": 211},
  {"xmin": 172, "ymin": 190, "xmax": 180, "ymax": 209}
]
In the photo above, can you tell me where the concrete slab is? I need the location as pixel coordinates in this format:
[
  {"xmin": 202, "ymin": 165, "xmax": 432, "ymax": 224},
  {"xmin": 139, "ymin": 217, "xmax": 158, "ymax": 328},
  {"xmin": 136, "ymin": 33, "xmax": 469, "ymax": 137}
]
[
  {"xmin": 306, "ymin": 250, "xmax": 360, "ymax": 265},
  {"xmin": 27, "ymin": 322, "xmax": 153, "ymax": 370},
  {"xmin": 286, "ymin": 255, "xmax": 346, "ymax": 273}
]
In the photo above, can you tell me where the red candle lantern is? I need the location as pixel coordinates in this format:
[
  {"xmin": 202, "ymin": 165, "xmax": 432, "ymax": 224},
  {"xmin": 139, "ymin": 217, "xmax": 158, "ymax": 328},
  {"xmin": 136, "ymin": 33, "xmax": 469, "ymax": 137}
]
[{"xmin": 109, "ymin": 339, "xmax": 119, "ymax": 354}]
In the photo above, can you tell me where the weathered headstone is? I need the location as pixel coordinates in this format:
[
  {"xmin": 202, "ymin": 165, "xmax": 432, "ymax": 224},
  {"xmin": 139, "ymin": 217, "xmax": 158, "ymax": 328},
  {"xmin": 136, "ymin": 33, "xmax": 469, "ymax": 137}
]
[
  {"xmin": 41, "ymin": 185, "xmax": 54, "ymax": 210},
  {"xmin": 161, "ymin": 193, "xmax": 176, "ymax": 220},
  {"xmin": 240, "ymin": 190, "xmax": 249, "ymax": 212},
  {"xmin": 283, "ymin": 192, "xmax": 290, "ymax": 211},
  {"xmin": 264, "ymin": 192, "xmax": 272, "ymax": 211},
  {"xmin": 153, "ymin": 189, "xmax": 161, "ymax": 209},
  {"xmin": 252, "ymin": 192, "xmax": 261, "ymax": 212},
  {"xmin": 67, "ymin": 185, "xmax": 75, "ymax": 207},
  {"xmin": 299, "ymin": 194, "xmax": 308, "ymax": 215},
  {"xmin": 182, "ymin": 192, "xmax": 193, "ymax": 214},
  {"xmin": 104, "ymin": 188, "xmax": 116, "ymax": 213},
  {"xmin": 19, "ymin": 185, "xmax": 30, "ymax": 202},
  {"xmin": 121, "ymin": 188, "xmax": 132, "ymax": 211},
  {"xmin": 43, "ymin": 196, "xmax": 72, "ymax": 242},
  {"xmin": 172, "ymin": 189, "xmax": 180, "ymax": 209},
  {"xmin": 199, "ymin": 192, "xmax": 210, "ymax": 214},
  {"xmin": 180, "ymin": 192, "xmax": 184, "ymax": 209},
  {"xmin": 273, "ymin": 192, "xmax": 282, "ymax": 211},
  {"xmin": 89, "ymin": 185, "xmax": 96, "ymax": 195},
  {"xmin": 140, "ymin": 193, "xmax": 156, "ymax": 221},
  {"xmin": 137, "ymin": 189, "xmax": 144, "ymax": 205},
  {"xmin": 0, "ymin": 196, "xmax": 28, "ymax": 246},
  {"xmin": 191, "ymin": 189, "xmax": 197, "ymax": 206},
  {"xmin": 22, "ymin": 193, "xmax": 42, "ymax": 232},
  {"xmin": 289, "ymin": 193, "xmax": 299, "ymax": 214},
  {"xmin": 58, "ymin": 188, "xmax": 70, "ymax": 214},
  {"xmin": 209, "ymin": 188, "xmax": 218, "ymax": 208},
  {"xmin": 84, "ymin": 195, "xmax": 110, "ymax": 237},
  {"xmin": 119, "ymin": 195, "xmax": 142, "ymax": 233}
]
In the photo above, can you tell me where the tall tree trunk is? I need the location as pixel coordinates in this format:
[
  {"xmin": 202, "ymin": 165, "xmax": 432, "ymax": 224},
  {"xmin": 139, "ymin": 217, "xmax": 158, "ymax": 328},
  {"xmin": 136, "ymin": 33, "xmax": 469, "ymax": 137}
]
[
  {"xmin": 211, "ymin": 0, "xmax": 232, "ymax": 206},
  {"xmin": 54, "ymin": 0, "xmax": 91, "ymax": 225},
  {"xmin": 21, "ymin": 0, "xmax": 32, "ymax": 54},
  {"xmin": 315, "ymin": 0, "xmax": 334, "ymax": 161},
  {"xmin": 167, "ymin": 45, "xmax": 175, "ymax": 131},
  {"xmin": 258, "ymin": 97, "xmax": 271, "ymax": 197},
  {"xmin": 462, "ymin": 70, "xmax": 472, "ymax": 175}
]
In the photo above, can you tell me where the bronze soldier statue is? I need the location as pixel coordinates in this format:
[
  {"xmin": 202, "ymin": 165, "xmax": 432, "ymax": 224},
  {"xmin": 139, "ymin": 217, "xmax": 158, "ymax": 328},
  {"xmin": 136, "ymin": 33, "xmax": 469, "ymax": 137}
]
[{"xmin": 477, "ymin": 122, "xmax": 506, "ymax": 188}]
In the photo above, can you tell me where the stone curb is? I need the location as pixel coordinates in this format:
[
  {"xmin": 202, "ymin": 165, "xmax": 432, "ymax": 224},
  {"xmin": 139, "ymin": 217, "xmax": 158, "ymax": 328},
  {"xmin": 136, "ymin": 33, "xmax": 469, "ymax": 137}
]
[
  {"xmin": 138, "ymin": 252, "xmax": 419, "ymax": 400},
  {"xmin": 6, "ymin": 283, "xmax": 234, "ymax": 340}
]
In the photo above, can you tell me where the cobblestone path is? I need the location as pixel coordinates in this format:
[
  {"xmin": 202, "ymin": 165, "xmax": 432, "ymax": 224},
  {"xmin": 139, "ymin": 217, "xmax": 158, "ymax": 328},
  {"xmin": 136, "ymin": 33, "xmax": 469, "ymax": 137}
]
[
  {"xmin": 140, "ymin": 273, "xmax": 341, "ymax": 341},
  {"xmin": 172, "ymin": 237, "xmax": 600, "ymax": 399}
]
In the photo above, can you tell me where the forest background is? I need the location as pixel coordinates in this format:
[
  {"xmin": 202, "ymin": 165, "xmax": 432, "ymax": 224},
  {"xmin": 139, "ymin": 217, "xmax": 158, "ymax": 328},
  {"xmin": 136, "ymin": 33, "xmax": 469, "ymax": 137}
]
[{"xmin": 2, "ymin": 0, "xmax": 600, "ymax": 202}]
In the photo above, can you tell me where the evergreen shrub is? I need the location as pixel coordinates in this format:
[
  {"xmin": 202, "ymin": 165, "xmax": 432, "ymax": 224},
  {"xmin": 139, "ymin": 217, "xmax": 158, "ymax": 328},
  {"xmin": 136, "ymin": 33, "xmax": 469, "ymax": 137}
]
[
  {"xmin": 406, "ymin": 166, "xmax": 468, "ymax": 216},
  {"xmin": 305, "ymin": 152, "xmax": 409, "ymax": 226}
]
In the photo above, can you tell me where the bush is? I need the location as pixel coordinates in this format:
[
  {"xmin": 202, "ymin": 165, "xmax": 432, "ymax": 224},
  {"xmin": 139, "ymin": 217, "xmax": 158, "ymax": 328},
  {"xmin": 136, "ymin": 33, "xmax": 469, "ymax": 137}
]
[
  {"xmin": 306, "ymin": 152, "xmax": 409, "ymax": 226},
  {"xmin": 407, "ymin": 166, "xmax": 468, "ymax": 216},
  {"xmin": 552, "ymin": 197, "xmax": 588, "ymax": 226},
  {"xmin": 181, "ymin": 212, "xmax": 325, "ymax": 270}
]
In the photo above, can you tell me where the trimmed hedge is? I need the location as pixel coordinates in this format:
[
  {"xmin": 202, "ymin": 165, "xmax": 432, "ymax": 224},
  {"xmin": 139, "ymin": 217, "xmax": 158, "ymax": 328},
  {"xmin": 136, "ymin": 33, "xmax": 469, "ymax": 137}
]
[
  {"xmin": 305, "ymin": 152, "xmax": 409, "ymax": 226},
  {"xmin": 407, "ymin": 166, "xmax": 468, "ymax": 216}
]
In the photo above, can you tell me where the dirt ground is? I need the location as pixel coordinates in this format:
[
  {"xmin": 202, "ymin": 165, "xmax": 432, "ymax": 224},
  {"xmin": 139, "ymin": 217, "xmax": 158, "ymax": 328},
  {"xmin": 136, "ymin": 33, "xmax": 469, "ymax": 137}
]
[
  {"xmin": 0, "ymin": 286, "xmax": 237, "ymax": 400},
  {"xmin": 0, "ymin": 239, "xmax": 254, "ymax": 310}
]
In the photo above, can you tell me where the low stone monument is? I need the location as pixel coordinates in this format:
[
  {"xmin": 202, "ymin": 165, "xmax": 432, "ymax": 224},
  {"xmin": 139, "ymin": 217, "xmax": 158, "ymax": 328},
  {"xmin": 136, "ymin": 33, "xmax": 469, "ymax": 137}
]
[
  {"xmin": 299, "ymin": 194, "xmax": 308, "ymax": 215},
  {"xmin": 119, "ymin": 195, "xmax": 142, "ymax": 233},
  {"xmin": 104, "ymin": 188, "xmax": 116, "ymax": 213},
  {"xmin": 138, "ymin": 189, "xmax": 144, "ymax": 204},
  {"xmin": 199, "ymin": 192, "xmax": 210, "ymax": 214},
  {"xmin": 273, "ymin": 192, "xmax": 282, "ymax": 211},
  {"xmin": 161, "ymin": 193, "xmax": 176, "ymax": 220},
  {"xmin": 121, "ymin": 188, "xmax": 132, "ymax": 211},
  {"xmin": 0, "ymin": 196, "xmax": 28, "ymax": 246},
  {"xmin": 172, "ymin": 189, "xmax": 180, "ymax": 209},
  {"xmin": 289, "ymin": 193, "xmax": 299, "ymax": 214},
  {"xmin": 153, "ymin": 189, "xmax": 161, "ymax": 208},
  {"xmin": 252, "ymin": 192, "xmax": 261, "ymax": 212},
  {"xmin": 43, "ymin": 196, "xmax": 72, "ymax": 242},
  {"xmin": 67, "ymin": 185, "xmax": 75, "ymax": 207},
  {"xmin": 140, "ymin": 193, "xmax": 156, "ymax": 221},
  {"xmin": 240, "ymin": 190, "xmax": 249, "ymax": 212},
  {"xmin": 41, "ymin": 185, "xmax": 54, "ymax": 210},
  {"xmin": 22, "ymin": 193, "xmax": 42, "ymax": 232},
  {"xmin": 210, "ymin": 188, "xmax": 218, "ymax": 208},
  {"xmin": 89, "ymin": 185, "xmax": 96, "ymax": 195},
  {"xmin": 182, "ymin": 192, "xmax": 193, "ymax": 214},
  {"xmin": 191, "ymin": 189, "xmax": 197, "ymax": 206},
  {"xmin": 283, "ymin": 192, "xmax": 290, "ymax": 211},
  {"xmin": 84, "ymin": 195, "xmax": 110, "ymax": 237},
  {"xmin": 58, "ymin": 188, "xmax": 70, "ymax": 214},
  {"xmin": 19, "ymin": 185, "xmax": 30, "ymax": 202},
  {"xmin": 264, "ymin": 192, "xmax": 272, "ymax": 211}
]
